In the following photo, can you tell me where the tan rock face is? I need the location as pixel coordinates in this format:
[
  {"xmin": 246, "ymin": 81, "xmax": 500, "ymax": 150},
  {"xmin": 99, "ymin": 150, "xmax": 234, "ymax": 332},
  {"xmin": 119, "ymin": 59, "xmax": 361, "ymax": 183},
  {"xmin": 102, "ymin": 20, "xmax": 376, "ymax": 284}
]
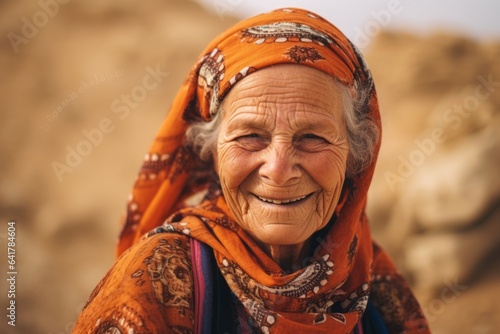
[
  {"xmin": 366, "ymin": 30, "xmax": 500, "ymax": 314},
  {"xmin": 1, "ymin": 2, "xmax": 499, "ymax": 332},
  {"xmin": 411, "ymin": 129, "xmax": 500, "ymax": 230},
  {"xmin": 405, "ymin": 205, "xmax": 500, "ymax": 293}
]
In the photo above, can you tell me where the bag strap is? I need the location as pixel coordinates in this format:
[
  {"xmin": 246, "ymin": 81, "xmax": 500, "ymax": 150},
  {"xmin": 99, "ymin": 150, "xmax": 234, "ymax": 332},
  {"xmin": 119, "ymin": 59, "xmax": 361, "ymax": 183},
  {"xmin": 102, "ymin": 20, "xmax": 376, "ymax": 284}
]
[{"xmin": 191, "ymin": 238, "xmax": 213, "ymax": 334}]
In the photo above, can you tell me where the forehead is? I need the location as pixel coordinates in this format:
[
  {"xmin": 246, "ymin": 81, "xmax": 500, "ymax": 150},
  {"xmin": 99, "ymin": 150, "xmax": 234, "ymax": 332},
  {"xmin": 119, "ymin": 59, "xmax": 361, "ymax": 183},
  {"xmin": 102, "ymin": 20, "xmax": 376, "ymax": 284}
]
[{"xmin": 221, "ymin": 64, "xmax": 346, "ymax": 126}]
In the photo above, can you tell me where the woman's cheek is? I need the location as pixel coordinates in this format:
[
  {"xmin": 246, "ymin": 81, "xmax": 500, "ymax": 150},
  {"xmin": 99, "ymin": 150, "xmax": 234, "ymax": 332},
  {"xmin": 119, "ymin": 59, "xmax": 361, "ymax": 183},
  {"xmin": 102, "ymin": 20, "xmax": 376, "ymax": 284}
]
[
  {"xmin": 217, "ymin": 145, "xmax": 251, "ymax": 188},
  {"xmin": 308, "ymin": 151, "xmax": 346, "ymax": 188}
]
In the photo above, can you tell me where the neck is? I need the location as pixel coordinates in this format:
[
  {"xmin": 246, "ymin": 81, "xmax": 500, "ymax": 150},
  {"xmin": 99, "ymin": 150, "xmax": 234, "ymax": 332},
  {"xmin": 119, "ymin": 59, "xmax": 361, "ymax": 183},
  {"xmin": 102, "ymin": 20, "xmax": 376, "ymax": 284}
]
[{"xmin": 265, "ymin": 241, "xmax": 311, "ymax": 273}]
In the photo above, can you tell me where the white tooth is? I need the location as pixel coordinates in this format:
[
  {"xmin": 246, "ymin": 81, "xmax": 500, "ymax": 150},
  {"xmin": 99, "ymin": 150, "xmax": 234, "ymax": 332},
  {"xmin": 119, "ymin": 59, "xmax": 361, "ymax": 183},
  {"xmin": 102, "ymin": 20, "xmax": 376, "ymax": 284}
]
[{"xmin": 257, "ymin": 195, "xmax": 308, "ymax": 204}]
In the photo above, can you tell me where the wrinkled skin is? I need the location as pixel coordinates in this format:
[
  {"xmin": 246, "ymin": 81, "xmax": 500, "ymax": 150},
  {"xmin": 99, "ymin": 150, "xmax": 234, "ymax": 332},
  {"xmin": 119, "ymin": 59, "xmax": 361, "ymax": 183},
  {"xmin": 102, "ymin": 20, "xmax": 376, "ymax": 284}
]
[{"xmin": 215, "ymin": 64, "xmax": 349, "ymax": 269}]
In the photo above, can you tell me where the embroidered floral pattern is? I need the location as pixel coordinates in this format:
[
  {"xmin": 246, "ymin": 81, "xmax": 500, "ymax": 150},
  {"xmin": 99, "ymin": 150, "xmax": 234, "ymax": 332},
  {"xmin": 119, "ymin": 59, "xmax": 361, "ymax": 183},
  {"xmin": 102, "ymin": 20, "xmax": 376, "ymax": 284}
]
[
  {"xmin": 144, "ymin": 238, "xmax": 193, "ymax": 312},
  {"xmin": 241, "ymin": 22, "xmax": 334, "ymax": 46},
  {"xmin": 285, "ymin": 45, "xmax": 325, "ymax": 63}
]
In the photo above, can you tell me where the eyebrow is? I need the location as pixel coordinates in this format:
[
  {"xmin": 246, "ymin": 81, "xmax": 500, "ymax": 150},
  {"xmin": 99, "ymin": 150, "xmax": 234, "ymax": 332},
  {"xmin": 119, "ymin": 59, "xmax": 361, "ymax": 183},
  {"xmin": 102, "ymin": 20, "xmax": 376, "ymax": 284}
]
[{"xmin": 226, "ymin": 119, "xmax": 268, "ymax": 134}]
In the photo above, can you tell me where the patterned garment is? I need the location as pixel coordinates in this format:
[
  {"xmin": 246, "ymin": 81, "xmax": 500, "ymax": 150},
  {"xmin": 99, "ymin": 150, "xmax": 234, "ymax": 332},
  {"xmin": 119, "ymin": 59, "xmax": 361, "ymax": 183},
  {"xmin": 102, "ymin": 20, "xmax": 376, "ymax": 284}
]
[{"xmin": 73, "ymin": 8, "xmax": 430, "ymax": 334}]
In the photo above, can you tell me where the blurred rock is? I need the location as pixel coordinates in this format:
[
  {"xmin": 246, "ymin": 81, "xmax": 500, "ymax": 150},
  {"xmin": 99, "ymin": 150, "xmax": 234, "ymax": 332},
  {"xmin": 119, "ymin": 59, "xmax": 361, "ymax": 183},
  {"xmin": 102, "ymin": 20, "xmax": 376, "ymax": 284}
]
[
  {"xmin": 366, "ymin": 31, "xmax": 500, "ymax": 299},
  {"xmin": 405, "ymin": 206, "xmax": 500, "ymax": 292},
  {"xmin": 412, "ymin": 127, "xmax": 500, "ymax": 231}
]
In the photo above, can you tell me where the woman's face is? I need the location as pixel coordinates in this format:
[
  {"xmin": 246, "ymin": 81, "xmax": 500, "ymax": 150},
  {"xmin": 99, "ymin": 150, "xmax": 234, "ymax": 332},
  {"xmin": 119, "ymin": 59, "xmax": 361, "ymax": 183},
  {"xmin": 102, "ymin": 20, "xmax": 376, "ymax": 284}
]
[{"xmin": 215, "ymin": 64, "xmax": 349, "ymax": 246}]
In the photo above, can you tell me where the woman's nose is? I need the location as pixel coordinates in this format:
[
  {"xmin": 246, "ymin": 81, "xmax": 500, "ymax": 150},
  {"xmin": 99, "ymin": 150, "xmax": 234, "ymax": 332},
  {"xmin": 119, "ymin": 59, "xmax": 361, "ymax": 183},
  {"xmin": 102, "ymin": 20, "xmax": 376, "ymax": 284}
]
[{"xmin": 258, "ymin": 144, "xmax": 302, "ymax": 185}]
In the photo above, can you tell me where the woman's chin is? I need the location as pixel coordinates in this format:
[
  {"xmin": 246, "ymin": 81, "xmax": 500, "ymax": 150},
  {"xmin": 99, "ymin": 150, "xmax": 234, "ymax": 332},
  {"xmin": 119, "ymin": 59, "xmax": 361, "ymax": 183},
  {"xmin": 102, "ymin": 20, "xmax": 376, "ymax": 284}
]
[{"xmin": 250, "ymin": 224, "xmax": 312, "ymax": 246}]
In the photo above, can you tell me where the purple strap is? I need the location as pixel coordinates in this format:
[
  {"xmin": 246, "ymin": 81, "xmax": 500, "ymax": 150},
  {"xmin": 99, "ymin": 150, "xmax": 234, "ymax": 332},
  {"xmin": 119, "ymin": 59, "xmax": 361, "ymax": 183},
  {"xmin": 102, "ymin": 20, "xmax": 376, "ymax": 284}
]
[{"xmin": 190, "ymin": 238, "xmax": 214, "ymax": 334}]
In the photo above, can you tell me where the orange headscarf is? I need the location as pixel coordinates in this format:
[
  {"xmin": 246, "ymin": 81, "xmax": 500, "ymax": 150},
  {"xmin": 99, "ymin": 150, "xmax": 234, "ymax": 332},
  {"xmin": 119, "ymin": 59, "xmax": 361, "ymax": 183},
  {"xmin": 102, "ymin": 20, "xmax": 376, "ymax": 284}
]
[
  {"xmin": 116, "ymin": 8, "xmax": 375, "ymax": 254},
  {"xmin": 75, "ymin": 8, "xmax": 429, "ymax": 334}
]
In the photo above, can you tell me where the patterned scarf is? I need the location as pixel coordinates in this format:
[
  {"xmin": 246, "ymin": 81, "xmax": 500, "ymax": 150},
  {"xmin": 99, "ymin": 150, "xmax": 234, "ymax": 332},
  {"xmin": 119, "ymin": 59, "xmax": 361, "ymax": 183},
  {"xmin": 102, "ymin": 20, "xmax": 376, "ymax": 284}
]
[{"xmin": 75, "ymin": 8, "xmax": 430, "ymax": 334}]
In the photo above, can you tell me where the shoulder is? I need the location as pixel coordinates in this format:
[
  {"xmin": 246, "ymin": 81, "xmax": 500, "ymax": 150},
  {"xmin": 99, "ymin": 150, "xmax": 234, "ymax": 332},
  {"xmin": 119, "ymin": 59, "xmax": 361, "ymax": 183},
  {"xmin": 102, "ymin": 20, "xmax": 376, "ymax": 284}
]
[
  {"xmin": 138, "ymin": 232, "xmax": 193, "ymax": 266},
  {"xmin": 113, "ymin": 231, "xmax": 195, "ymax": 304},
  {"xmin": 369, "ymin": 242, "xmax": 430, "ymax": 333},
  {"xmin": 73, "ymin": 232, "xmax": 195, "ymax": 333},
  {"xmin": 112, "ymin": 232, "xmax": 194, "ymax": 285}
]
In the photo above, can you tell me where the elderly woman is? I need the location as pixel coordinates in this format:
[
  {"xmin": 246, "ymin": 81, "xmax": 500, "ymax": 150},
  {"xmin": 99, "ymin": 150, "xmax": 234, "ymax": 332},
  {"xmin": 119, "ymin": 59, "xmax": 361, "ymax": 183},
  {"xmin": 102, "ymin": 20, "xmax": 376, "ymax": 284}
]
[{"xmin": 74, "ymin": 8, "xmax": 429, "ymax": 334}]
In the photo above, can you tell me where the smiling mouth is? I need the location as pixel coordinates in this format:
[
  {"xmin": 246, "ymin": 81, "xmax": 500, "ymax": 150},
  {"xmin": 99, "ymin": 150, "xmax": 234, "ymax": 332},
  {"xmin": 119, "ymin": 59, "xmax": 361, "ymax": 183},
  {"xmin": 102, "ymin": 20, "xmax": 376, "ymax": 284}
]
[{"xmin": 254, "ymin": 193, "xmax": 313, "ymax": 205}]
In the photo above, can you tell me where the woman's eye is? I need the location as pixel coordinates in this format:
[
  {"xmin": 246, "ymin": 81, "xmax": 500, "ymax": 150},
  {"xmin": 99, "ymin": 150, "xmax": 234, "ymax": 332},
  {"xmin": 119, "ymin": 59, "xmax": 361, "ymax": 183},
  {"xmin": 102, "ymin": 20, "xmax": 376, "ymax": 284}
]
[
  {"xmin": 300, "ymin": 134, "xmax": 328, "ymax": 142},
  {"xmin": 234, "ymin": 134, "xmax": 267, "ymax": 151},
  {"xmin": 302, "ymin": 134, "xmax": 324, "ymax": 140},
  {"xmin": 296, "ymin": 134, "xmax": 329, "ymax": 151},
  {"xmin": 235, "ymin": 133, "xmax": 260, "ymax": 141}
]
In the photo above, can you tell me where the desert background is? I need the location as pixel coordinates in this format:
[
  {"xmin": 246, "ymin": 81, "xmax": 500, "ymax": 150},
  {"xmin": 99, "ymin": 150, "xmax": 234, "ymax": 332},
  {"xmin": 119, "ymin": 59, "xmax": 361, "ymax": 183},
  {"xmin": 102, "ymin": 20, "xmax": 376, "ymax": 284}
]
[{"xmin": 0, "ymin": 0, "xmax": 499, "ymax": 333}]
